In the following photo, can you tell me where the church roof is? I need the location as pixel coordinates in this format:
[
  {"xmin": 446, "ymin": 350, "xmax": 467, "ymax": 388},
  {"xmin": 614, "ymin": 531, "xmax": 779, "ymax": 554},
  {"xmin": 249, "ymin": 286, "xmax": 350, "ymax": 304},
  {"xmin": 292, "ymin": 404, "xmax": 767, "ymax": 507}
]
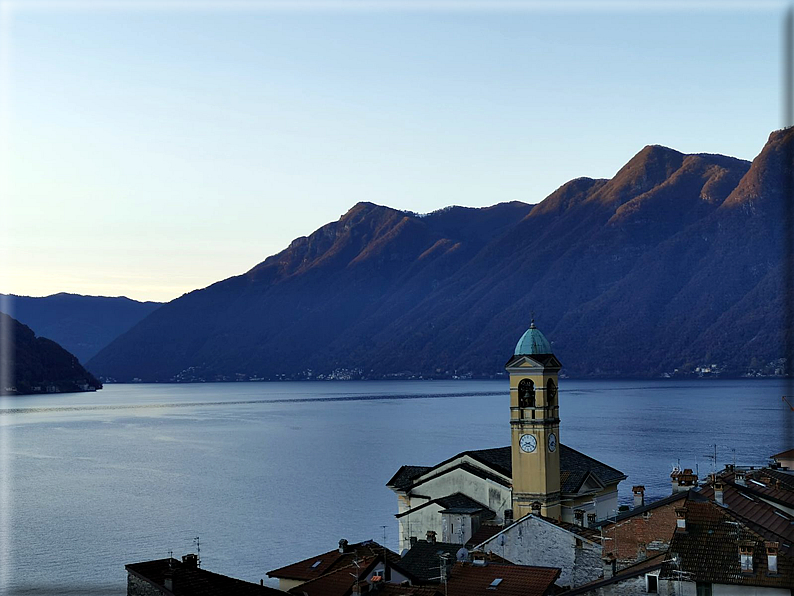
[
  {"xmin": 390, "ymin": 445, "xmax": 625, "ymax": 497},
  {"xmin": 395, "ymin": 493, "xmax": 495, "ymax": 519},
  {"xmin": 513, "ymin": 321, "xmax": 553, "ymax": 356}
]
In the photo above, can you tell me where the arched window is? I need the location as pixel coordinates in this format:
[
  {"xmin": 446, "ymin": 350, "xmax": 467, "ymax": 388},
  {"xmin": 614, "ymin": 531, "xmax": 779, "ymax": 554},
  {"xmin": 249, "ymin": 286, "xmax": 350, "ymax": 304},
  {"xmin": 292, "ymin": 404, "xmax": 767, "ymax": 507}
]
[
  {"xmin": 546, "ymin": 379, "xmax": 557, "ymax": 407},
  {"xmin": 518, "ymin": 379, "xmax": 535, "ymax": 408}
]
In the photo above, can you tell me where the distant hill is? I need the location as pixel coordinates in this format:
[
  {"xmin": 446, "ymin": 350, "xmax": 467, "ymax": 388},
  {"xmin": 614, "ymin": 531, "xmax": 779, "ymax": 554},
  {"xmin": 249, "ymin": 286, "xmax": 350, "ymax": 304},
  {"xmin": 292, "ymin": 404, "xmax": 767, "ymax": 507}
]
[
  {"xmin": 86, "ymin": 129, "xmax": 792, "ymax": 381},
  {"xmin": 2, "ymin": 313, "xmax": 102, "ymax": 395},
  {"xmin": 0, "ymin": 293, "xmax": 161, "ymax": 363}
]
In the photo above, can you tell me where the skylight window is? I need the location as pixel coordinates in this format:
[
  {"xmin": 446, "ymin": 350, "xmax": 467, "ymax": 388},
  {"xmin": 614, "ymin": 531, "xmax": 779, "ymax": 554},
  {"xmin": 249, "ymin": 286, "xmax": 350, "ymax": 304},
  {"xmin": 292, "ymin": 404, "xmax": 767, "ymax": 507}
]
[
  {"xmin": 488, "ymin": 578, "xmax": 503, "ymax": 589},
  {"xmin": 311, "ymin": 560, "xmax": 322, "ymax": 568}
]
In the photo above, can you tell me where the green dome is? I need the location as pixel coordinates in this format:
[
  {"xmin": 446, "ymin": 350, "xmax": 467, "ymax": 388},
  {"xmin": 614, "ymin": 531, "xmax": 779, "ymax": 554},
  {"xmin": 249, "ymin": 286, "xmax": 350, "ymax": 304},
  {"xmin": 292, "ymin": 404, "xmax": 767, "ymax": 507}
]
[{"xmin": 514, "ymin": 320, "xmax": 553, "ymax": 355}]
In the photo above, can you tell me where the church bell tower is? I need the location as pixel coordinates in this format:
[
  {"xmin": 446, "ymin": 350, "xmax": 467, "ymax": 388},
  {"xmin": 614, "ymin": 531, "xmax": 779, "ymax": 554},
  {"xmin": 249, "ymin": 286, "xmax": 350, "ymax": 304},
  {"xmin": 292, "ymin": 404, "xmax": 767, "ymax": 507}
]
[{"xmin": 505, "ymin": 320, "xmax": 562, "ymax": 520}]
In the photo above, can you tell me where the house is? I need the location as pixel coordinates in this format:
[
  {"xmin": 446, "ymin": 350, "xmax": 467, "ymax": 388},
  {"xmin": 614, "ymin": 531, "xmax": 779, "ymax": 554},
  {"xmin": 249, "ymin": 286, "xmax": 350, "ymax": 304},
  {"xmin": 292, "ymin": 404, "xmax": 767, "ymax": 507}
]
[
  {"xmin": 126, "ymin": 554, "xmax": 285, "ymax": 596},
  {"xmin": 594, "ymin": 489, "xmax": 689, "ymax": 568},
  {"xmin": 444, "ymin": 562, "xmax": 561, "ymax": 596},
  {"xmin": 772, "ymin": 449, "xmax": 794, "ymax": 471},
  {"xmin": 267, "ymin": 539, "xmax": 399, "ymax": 592},
  {"xmin": 388, "ymin": 321, "xmax": 626, "ymax": 553},
  {"xmin": 472, "ymin": 511, "xmax": 602, "ymax": 589}
]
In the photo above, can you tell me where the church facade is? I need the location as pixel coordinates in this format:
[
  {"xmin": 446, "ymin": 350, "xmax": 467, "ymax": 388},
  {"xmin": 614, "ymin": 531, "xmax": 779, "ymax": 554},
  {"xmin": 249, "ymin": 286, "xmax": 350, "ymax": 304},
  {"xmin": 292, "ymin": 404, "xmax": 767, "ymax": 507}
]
[{"xmin": 387, "ymin": 321, "xmax": 626, "ymax": 553}]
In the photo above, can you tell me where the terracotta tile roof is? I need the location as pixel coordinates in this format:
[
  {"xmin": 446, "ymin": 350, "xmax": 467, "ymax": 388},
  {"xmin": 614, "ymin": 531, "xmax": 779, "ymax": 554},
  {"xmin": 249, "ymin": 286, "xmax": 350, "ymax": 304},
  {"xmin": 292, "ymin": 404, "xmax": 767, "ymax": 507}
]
[
  {"xmin": 126, "ymin": 558, "xmax": 285, "ymax": 596},
  {"xmin": 699, "ymin": 478, "xmax": 794, "ymax": 552},
  {"xmin": 593, "ymin": 490, "xmax": 688, "ymax": 528},
  {"xmin": 738, "ymin": 469, "xmax": 794, "ymax": 506},
  {"xmin": 268, "ymin": 541, "xmax": 399, "ymax": 582},
  {"xmin": 288, "ymin": 557, "xmax": 378, "ymax": 596},
  {"xmin": 391, "ymin": 445, "xmax": 625, "ymax": 497},
  {"xmin": 445, "ymin": 562, "xmax": 560, "ymax": 596},
  {"xmin": 661, "ymin": 500, "xmax": 794, "ymax": 588}
]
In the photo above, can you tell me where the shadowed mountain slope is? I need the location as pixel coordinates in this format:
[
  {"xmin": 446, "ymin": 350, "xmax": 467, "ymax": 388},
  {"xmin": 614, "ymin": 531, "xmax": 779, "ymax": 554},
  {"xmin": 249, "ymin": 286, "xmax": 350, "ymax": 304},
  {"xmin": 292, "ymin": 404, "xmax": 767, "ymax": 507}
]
[
  {"xmin": 2, "ymin": 313, "xmax": 102, "ymax": 394},
  {"xmin": 1, "ymin": 293, "xmax": 161, "ymax": 363},
  {"xmin": 87, "ymin": 129, "xmax": 791, "ymax": 381}
]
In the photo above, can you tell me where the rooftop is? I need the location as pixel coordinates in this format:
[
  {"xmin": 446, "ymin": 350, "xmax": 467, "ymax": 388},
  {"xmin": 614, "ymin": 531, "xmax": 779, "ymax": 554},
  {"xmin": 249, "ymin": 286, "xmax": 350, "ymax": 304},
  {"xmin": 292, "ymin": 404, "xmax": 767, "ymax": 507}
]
[
  {"xmin": 513, "ymin": 320, "xmax": 553, "ymax": 356},
  {"xmin": 445, "ymin": 562, "xmax": 560, "ymax": 596},
  {"xmin": 126, "ymin": 557, "xmax": 284, "ymax": 596},
  {"xmin": 268, "ymin": 540, "xmax": 399, "ymax": 582}
]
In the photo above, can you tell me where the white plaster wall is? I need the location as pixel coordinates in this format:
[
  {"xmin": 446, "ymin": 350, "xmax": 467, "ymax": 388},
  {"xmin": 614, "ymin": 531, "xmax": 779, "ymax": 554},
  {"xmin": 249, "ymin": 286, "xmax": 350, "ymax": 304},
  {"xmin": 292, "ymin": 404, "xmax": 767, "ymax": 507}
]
[
  {"xmin": 408, "ymin": 467, "xmax": 511, "ymax": 519},
  {"xmin": 398, "ymin": 503, "xmax": 443, "ymax": 551},
  {"xmin": 479, "ymin": 516, "xmax": 601, "ymax": 588},
  {"xmin": 594, "ymin": 490, "xmax": 619, "ymax": 521},
  {"xmin": 713, "ymin": 584, "xmax": 792, "ymax": 596}
]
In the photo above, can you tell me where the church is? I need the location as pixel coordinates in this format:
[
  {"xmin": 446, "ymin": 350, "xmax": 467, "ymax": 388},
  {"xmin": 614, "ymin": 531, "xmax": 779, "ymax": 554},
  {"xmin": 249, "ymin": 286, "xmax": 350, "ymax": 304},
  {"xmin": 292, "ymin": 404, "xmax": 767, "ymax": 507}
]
[{"xmin": 387, "ymin": 320, "xmax": 626, "ymax": 552}]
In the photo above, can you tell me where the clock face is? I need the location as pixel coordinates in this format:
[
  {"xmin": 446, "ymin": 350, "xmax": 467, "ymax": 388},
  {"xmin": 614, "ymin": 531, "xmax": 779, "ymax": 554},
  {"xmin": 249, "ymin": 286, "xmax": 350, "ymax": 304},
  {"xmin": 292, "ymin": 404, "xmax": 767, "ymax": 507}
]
[
  {"xmin": 519, "ymin": 434, "xmax": 537, "ymax": 453},
  {"xmin": 548, "ymin": 433, "xmax": 557, "ymax": 452}
]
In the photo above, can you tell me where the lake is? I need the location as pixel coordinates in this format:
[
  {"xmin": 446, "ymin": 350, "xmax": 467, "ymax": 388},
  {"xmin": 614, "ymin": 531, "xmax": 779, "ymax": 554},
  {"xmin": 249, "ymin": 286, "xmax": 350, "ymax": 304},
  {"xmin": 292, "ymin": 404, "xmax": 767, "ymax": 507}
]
[{"xmin": 0, "ymin": 379, "xmax": 791, "ymax": 595}]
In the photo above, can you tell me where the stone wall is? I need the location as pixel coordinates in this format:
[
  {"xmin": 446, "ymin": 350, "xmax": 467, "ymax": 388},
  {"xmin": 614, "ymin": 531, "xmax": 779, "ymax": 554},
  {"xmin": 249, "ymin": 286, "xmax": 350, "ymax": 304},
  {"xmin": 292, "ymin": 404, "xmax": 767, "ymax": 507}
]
[
  {"xmin": 127, "ymin": 574, "xmax": 165, "ymax": 596},
  {"xmin": 479, "ymin": 515, "xmax": 601, "ymax": 589},
  {"xmin": 601, "ymin": 501, "xmax": 679, "ymax": 567}
]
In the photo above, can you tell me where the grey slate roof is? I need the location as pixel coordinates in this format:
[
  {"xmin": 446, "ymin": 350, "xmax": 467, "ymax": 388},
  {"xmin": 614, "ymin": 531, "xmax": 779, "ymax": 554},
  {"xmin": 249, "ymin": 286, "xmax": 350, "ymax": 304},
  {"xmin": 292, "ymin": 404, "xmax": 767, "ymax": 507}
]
[
  {"xmin": 391, "ymin": 445, "xmax": 625, "ymax": 496},
  {"xmin": 397, "ymin": 541, "xmax": 465, "ymax": 583},
  {"xmin": 387, "ymin": 466, "xmax": 433, "ymax": 490},
  {"xmin": 395, "ymin": 493, "xmax": 494, "ymax": 519}
]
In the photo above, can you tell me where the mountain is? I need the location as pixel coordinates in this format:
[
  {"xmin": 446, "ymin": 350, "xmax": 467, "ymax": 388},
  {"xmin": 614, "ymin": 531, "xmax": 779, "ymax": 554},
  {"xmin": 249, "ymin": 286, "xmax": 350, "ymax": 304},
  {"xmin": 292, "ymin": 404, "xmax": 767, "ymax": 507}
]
[
  {"xmin": 87, "ymin": 129, "xmax": 792, "ymax": 381},
  {"xmin": 2, "ymin": 313, "xmax": 102, "ymax": 394},
  {"xmin": 0, "ymin": 293, "xmax": 162, "ymax": 363}
]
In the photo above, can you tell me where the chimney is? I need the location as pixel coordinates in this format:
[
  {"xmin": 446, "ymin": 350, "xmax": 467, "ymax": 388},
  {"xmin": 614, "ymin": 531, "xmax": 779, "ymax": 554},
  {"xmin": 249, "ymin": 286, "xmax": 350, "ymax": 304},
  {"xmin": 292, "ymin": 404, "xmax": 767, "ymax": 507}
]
[
  {"xmin": 735, "ymin": 470, "xmax": 746, "ymax": 486},
  {"xmin": 602, "ymin": 554, "xmax": 616, "ymax": 579},
  {"xmin": 766, "ymin": 542, "xmax": 779, "ymax": 574},
  {"xmin": 574, "ymin": 509, "xmax": 585, "ymax": 526},
  {"xmin": 339, "ymin": 539, "xmax": 349, "ymax": 553},
  {"xmin": 739, "ymin": 541, "xmax": 755, "ymax": 573},
  {"xmin": 587, "ymin": 513, "xmax": 597, "ymax": 527},
  {"xmin": 633, "ymin": 485, "xmax": 646, "ymax": 509},
  {"xmin": 671, "ymin": 468, "xmax": 697, "ymax": 493},
  {"xmin": 675, "ymin": 507, "xmax": 687, "ymax": 532},
  {"xmin": 530, "ymin": 501, "xmax": 542, "ymax": 516},
  {"xmin": 426, "ymin": 530, "xmax": 436, "ymax": 544},
  {"xmin": 504, "ymin": 509, "xmax": 513, "ymax": 525},
  {"xmin": 182, "ymin": 554, "xmax": 198, "ymax": 568},
  {"xmin": 714, "ymin": 479, "xmax": 725, "ymax": 506},
  {"xmin": 472, "ymin": 551, "xmax": 487, "ymax": 566},
  {"xmin": 163, "ymin": 568, "xmax": 174, "ymax": 592},
  {"xmin": 409, "ymin": 536, "xmax": 417, "ymax": 549}
]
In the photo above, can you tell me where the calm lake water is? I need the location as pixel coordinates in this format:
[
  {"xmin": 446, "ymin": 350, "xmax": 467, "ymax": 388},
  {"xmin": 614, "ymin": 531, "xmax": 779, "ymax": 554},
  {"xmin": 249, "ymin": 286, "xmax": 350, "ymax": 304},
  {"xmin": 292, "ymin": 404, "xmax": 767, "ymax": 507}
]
[{"xmin": 0, "ymin": 379, "xmax": 791, "ymax": 595}]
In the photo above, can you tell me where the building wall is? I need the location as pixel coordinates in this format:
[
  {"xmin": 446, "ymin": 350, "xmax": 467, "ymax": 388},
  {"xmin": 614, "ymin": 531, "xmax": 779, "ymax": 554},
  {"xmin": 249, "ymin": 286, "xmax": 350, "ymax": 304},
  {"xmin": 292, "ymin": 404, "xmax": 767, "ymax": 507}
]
[
  {"xmin": 601, "ymin": 501, "xmax": 679, "ymax": 567},
  {"xmin": 127, "ymin": 574, "xmax": 166, "ymax": 596},
  {"xmin": 399, "ymin": 503, "xmax": 444, "ymax": 551},
  {"xmin": 712, "ymin": 584, "xmax": 792, "ymax": 596},
  {"xmin": 575, "ymin": 574, "xmax": 650, "ymax": 596},
  {"xmin": 406, "ymin": 466, "xmax": 511, "ymax": 518},
  {"xmin": 478, "ymin": 516, "xmax": 601, "ymax": 589},
  {"xmin": 278, "ymin": 578, "xmax": 305, "ymax": 592}
]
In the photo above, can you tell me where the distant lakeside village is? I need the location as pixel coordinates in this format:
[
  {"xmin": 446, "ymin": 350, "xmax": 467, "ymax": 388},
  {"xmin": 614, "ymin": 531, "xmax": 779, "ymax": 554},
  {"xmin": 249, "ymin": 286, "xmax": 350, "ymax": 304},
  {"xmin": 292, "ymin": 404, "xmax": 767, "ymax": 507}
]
[{"xmin": 126, "ymin": 322, "xmax": 794, "ymax": 596}]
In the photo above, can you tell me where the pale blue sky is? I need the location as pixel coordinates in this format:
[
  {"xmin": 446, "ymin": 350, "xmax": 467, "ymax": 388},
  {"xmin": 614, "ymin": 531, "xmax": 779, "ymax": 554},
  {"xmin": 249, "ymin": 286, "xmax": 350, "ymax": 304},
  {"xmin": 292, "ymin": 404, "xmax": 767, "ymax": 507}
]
[{"xmin": 2, "ymin": 2, "xmax": 785, "ymax": 302}]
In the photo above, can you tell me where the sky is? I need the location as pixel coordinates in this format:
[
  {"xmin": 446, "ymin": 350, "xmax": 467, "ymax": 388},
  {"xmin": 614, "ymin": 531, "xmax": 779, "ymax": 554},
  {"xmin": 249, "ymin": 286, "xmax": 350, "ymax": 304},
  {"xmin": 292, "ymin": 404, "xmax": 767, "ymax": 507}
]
[{"xmin": 0, "ymin": 1, "xmax": 787, "ymax": 302}]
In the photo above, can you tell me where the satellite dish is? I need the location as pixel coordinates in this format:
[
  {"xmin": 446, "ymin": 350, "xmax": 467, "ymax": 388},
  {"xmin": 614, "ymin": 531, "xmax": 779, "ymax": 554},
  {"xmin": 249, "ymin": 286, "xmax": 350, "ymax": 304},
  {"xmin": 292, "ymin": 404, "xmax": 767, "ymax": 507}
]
[{"xmin": 456, "ymin": 547, "xmax": 469, "ymax": 562}]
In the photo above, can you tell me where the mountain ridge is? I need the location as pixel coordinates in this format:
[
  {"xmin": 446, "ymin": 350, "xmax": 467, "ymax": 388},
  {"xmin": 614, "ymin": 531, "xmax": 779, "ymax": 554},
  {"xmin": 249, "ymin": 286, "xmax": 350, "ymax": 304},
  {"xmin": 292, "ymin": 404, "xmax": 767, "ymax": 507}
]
[{"xmin": 86, "ymin": 130, "xmax": 792, "ymax": 381}]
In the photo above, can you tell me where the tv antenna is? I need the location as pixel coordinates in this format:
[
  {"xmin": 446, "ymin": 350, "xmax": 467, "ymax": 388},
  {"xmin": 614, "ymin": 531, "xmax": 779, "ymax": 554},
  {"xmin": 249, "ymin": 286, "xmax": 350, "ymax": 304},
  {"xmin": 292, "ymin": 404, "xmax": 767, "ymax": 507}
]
[{"xmin": 193, "ymin": 536, "xmax": 201, "ymax": 567}]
